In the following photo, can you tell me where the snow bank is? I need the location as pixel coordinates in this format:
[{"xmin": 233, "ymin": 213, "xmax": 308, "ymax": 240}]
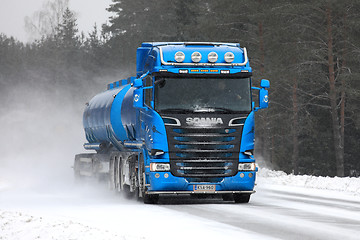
[
  {"xmin": 258, "ymin": 168, "xmax": 360, "ymax": 195},
  {"xmin": 0, "ymin": 210, "xmax": 140, "ymax": 240}
]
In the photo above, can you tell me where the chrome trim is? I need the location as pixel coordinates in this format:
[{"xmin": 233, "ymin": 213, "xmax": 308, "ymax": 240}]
[
  {"xmin": 123, "ymin": 141, "xmax": 144, "ymax": 148},
  {"xmin": 159, "ymin": 47, "xmax": 248, "ymax": 67},
  {"xmin": 146, "ymin": 190, "xmax": 255, "ymax": 195},
  {"xmin": 229, "ymin": 117, "xmax": 247, "ymax": 126},
  {"xmin": 162, "ymin": 116, "xmax": 181, "ymax": 126},
  {"xmin": 83, "ymin": 143, "xmax": 103, "ymax": 150}
]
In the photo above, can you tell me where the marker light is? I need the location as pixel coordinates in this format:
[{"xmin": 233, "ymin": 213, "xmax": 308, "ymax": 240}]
[
  {"xmin": 208, "ymin": 52, "xmax": 218, "ymax": 63},
  {"xmin": 150, "ymin": 163, "xmax": 170, "ymax": 172},
  {"xmin": 224, "ymin": 52, "xmax": 235, "ymax": 63},
  {"xmin": 174, "ymin": 51, "xmax": 185, "ymax": 63},
  {"xmin": 191, "ymin": 52, "xmax": 202, "ymax": 63}
]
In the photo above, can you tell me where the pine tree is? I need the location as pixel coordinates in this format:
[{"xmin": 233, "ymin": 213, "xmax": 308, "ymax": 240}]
[{"xmin": 56, "ymin": 8, "xmax": 80, "ymax": 49}]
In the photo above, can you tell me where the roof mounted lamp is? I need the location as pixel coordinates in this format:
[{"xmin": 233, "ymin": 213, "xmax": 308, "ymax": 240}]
[
  {"xmin": 174, "ymin": 51, "xmax": 185, "ymax": 63},
  {"xmin": 224, "ymin": 52, "xmax": 235, "ymax": 63},
  {"xmin": 208, "ymin": 52, "xmax": 218, "ymax": 63},
  {"xmin": 191, "ymin": 52, "xmax": 202, "ymax": 63}
]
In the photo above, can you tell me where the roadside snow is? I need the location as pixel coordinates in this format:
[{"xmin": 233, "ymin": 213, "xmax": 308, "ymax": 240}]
[
  {"xmin": 0, "ymin": 210, "xmax": 131, "ymax": 240},
  {"xmin": 257, "ymin": 168, "xmax": 360, "ymax": 195}
]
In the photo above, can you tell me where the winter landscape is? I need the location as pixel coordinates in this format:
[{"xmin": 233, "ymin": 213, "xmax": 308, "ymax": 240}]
[{"xmin": 1, "ymin": 0, "xmax": 360, "ymax": 239}]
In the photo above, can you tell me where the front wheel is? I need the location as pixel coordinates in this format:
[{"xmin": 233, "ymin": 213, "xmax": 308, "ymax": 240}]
[{"xmin": 233, "ymin": 193, "xmax": 251, "ymax": 203}]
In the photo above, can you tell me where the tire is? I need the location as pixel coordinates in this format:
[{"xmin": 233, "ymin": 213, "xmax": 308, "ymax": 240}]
[
  {"xmin": 109, "ymin": 156, "xmax": 116, "ymax": 190},
  {"xmin": 74, "ymin": 157, "xmax": 81, "ymax": 180},
  {"xmin": 143, "ymin": 193, "xmax": 159, "ymax": 204},
  {"xmin": 116, "ymin": 157, "xmax": 122, "ymax": 192},
  {"xmin": 233, "ymin": 193, "xmax": 251, "ymax": 203},
  {"xmin": 122, "ymin": 185, "xmax": 134, "ymax": 199}
]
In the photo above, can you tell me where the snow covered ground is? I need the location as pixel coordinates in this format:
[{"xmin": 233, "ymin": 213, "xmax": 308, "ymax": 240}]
[
  {"xmin": 258, "ymin": 168, "xmax": 360, "ymax": 195},
  {"xmin": 0, "ymin": 179, "xmax": 265, "ymax": 240},
  {"xmin": 1, "ymin": 169, "xmax": 360, "ymax": 240}
]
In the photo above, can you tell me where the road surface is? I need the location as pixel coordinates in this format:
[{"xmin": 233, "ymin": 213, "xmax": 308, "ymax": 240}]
[{"xmin": 1, "ymin": 179, "xmax": 359, "ymax": 240}]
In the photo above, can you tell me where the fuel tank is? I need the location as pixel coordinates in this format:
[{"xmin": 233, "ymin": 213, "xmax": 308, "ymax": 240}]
[{"xmin": 83, "ymin": 84, "xmax": 138, "ymax": 147}]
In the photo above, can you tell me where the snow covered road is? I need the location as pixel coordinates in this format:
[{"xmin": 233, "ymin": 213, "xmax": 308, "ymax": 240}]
[
  {"xmin": 1, "ymin": 172, "xmax": 360, "ymax": 240},
  {"xmin": 160, "ymin": 184, "xmax": 360, "ymax": 240}
]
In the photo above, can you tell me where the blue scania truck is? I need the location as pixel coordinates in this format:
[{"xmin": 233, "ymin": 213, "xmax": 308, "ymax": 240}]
[{"xmin": 74, "ymin": 42, "xmax": 270, "ymax": 204}]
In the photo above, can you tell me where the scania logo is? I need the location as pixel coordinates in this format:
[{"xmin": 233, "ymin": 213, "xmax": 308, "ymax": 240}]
[
  {"xmin": 264, "ymin": 95, "xmax": 269, "ymax": 103},
  {"xmin": 186, "ymin": 117, "xmax": 224, "ymax": 126}
]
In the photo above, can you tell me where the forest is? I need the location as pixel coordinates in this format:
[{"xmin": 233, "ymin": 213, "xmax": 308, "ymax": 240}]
[{"xmin": 0, "ymin": 0, "xmax": 359, "ymax": 177}]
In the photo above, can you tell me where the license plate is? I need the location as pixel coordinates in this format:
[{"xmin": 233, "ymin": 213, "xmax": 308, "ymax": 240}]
[{"xmin": 194, "ymin": 185, "xmax": 216, "ymax": 192}]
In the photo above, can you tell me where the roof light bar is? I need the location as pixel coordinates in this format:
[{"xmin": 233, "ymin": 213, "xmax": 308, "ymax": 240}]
[{"xmin": 159, "ymin": 47, "xmax": 248, "ymax": 66}]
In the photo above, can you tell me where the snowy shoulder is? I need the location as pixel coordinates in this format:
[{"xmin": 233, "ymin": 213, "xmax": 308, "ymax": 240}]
[
  {"xmin": 257, "ymin": 168, "xmax": 360, "ymax": 195},
  {"xmin": 0, "ymin": 210, "xmax": 142, "ymax": 240}
]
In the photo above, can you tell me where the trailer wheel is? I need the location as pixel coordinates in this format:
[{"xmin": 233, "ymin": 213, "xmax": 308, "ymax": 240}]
[
  {"xmin": 138, "ymin": 153, "xmax": 145, "ymax": 199},
  {"xmin": 143, "ymin": 194, "xmax": 159, "ymax": 204},
  {"xmin": 233, "ymin": 193, "xmax": 251, "ymax": 203},
  {"xmin": 109, "ymin": 155, "xmax": 116, "ymax": 190},
  {"xmin": 122, "ymin": 185, "xmax": 134, "ymax": 199},
  {"xmin": 114, "ymin": 156, "xmax": 121, "ymax": 191},
  {"xmin": 74, "ymin": 156, "xmax": 81, "ymax": 180}
]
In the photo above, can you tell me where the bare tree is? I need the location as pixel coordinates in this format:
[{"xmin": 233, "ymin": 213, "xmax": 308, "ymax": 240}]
[{"xmin": 24, "ymin": 0, "xmax": 69, "ymax": 41}]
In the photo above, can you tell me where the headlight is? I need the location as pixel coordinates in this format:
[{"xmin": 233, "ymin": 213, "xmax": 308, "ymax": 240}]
[
  {"xmin": 174, "ymin": 51, "xmax": 185, "ymax": 63},
  {"xmin": 244, "ymin": 150, "xmax": 253, "ymax": 156},
  {"xmin": 224, "ymin": 52, "xmax": 235, "ymax": 63},
  {"xmin": 191, "ymin": 52, "xmax": 202, "ymax": 63},
  {"xmin": 238, "ymin": 163, "xmax": 256, "ymax": 171},
  {"xmin": 208, "ymin": 52, "xmax": 218, "ymax": 63},
  {"xmin": 150, "ymin": 163, "xmax": 170, "ymax": 172}
]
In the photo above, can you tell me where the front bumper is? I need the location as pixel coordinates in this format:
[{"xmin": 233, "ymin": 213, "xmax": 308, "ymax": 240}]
[{"xmin": 145, "ymin": 171, "xmax": 256, "ymax": 194}]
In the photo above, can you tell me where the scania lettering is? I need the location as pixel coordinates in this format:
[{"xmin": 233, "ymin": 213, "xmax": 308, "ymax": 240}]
[
  {"xmin": 186, "ymin": 117, "xmax": 224, "ymax": 126},
  {"xmin": 74, "ymin": 42, "xmax": 270, "ymax": 204}
]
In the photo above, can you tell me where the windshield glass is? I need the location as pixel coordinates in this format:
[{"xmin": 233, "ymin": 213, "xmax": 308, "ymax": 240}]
[{"xmin": 154, "ymin": 77, "xmax": 252, "ymax": 113}]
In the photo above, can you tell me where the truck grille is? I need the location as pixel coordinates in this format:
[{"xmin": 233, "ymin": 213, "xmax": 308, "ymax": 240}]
[{"xmin": 165, "ymin": 125, "xmax": 243, "ymax": 179}]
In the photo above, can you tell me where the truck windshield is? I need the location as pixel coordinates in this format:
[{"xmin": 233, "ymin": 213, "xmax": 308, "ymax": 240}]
[{"xmin": 154, "ymin": 77, "xmax": 252, "ymax": 113}]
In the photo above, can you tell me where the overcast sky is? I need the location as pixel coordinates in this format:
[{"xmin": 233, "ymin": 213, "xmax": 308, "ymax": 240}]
[{"xmin": 0, "ymin": 0, "xmax": 112, "ymax": 42}]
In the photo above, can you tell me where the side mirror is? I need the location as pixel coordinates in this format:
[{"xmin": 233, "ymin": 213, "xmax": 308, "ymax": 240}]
[
  {"xmin": 133, "ymin": 78, "xmax": 143, "ymax": 88},
  {"xmin": 260, "ymin": 79, "xmax": 270, "ymax": 89},
  {"xmin": 259, "ymin": 88, "xmax": 269, "ymax": 109},
  {"xmin": 133, "ymin": 78, "xmax": 145, "ymax": 109},
  {"xmin": 132, "ymin": 71, "xmax": 150, "ymax": 109},
  {"xmin": 133, "ymin": 88, "xmax": 145, "ymax": 109},
  {"xmin": 253, "ymin": 79, "xmax": 270, "ymax": 111}
]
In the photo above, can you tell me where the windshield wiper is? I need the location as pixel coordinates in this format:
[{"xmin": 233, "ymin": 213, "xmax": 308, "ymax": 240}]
[
  {"xmin": 155, "ymin": 79, "xmax": 166, "ymax": 88},
  {"xmin": 195, "ymin": 107, "xmax": 235, "ymax": 113},
  {"xmin": 159, "ymin": 108, "xmax": 193, "ymax": 113},
  {"xmin": 159, "ymin": 107, "xmax": 239, "ymax": 114}
]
